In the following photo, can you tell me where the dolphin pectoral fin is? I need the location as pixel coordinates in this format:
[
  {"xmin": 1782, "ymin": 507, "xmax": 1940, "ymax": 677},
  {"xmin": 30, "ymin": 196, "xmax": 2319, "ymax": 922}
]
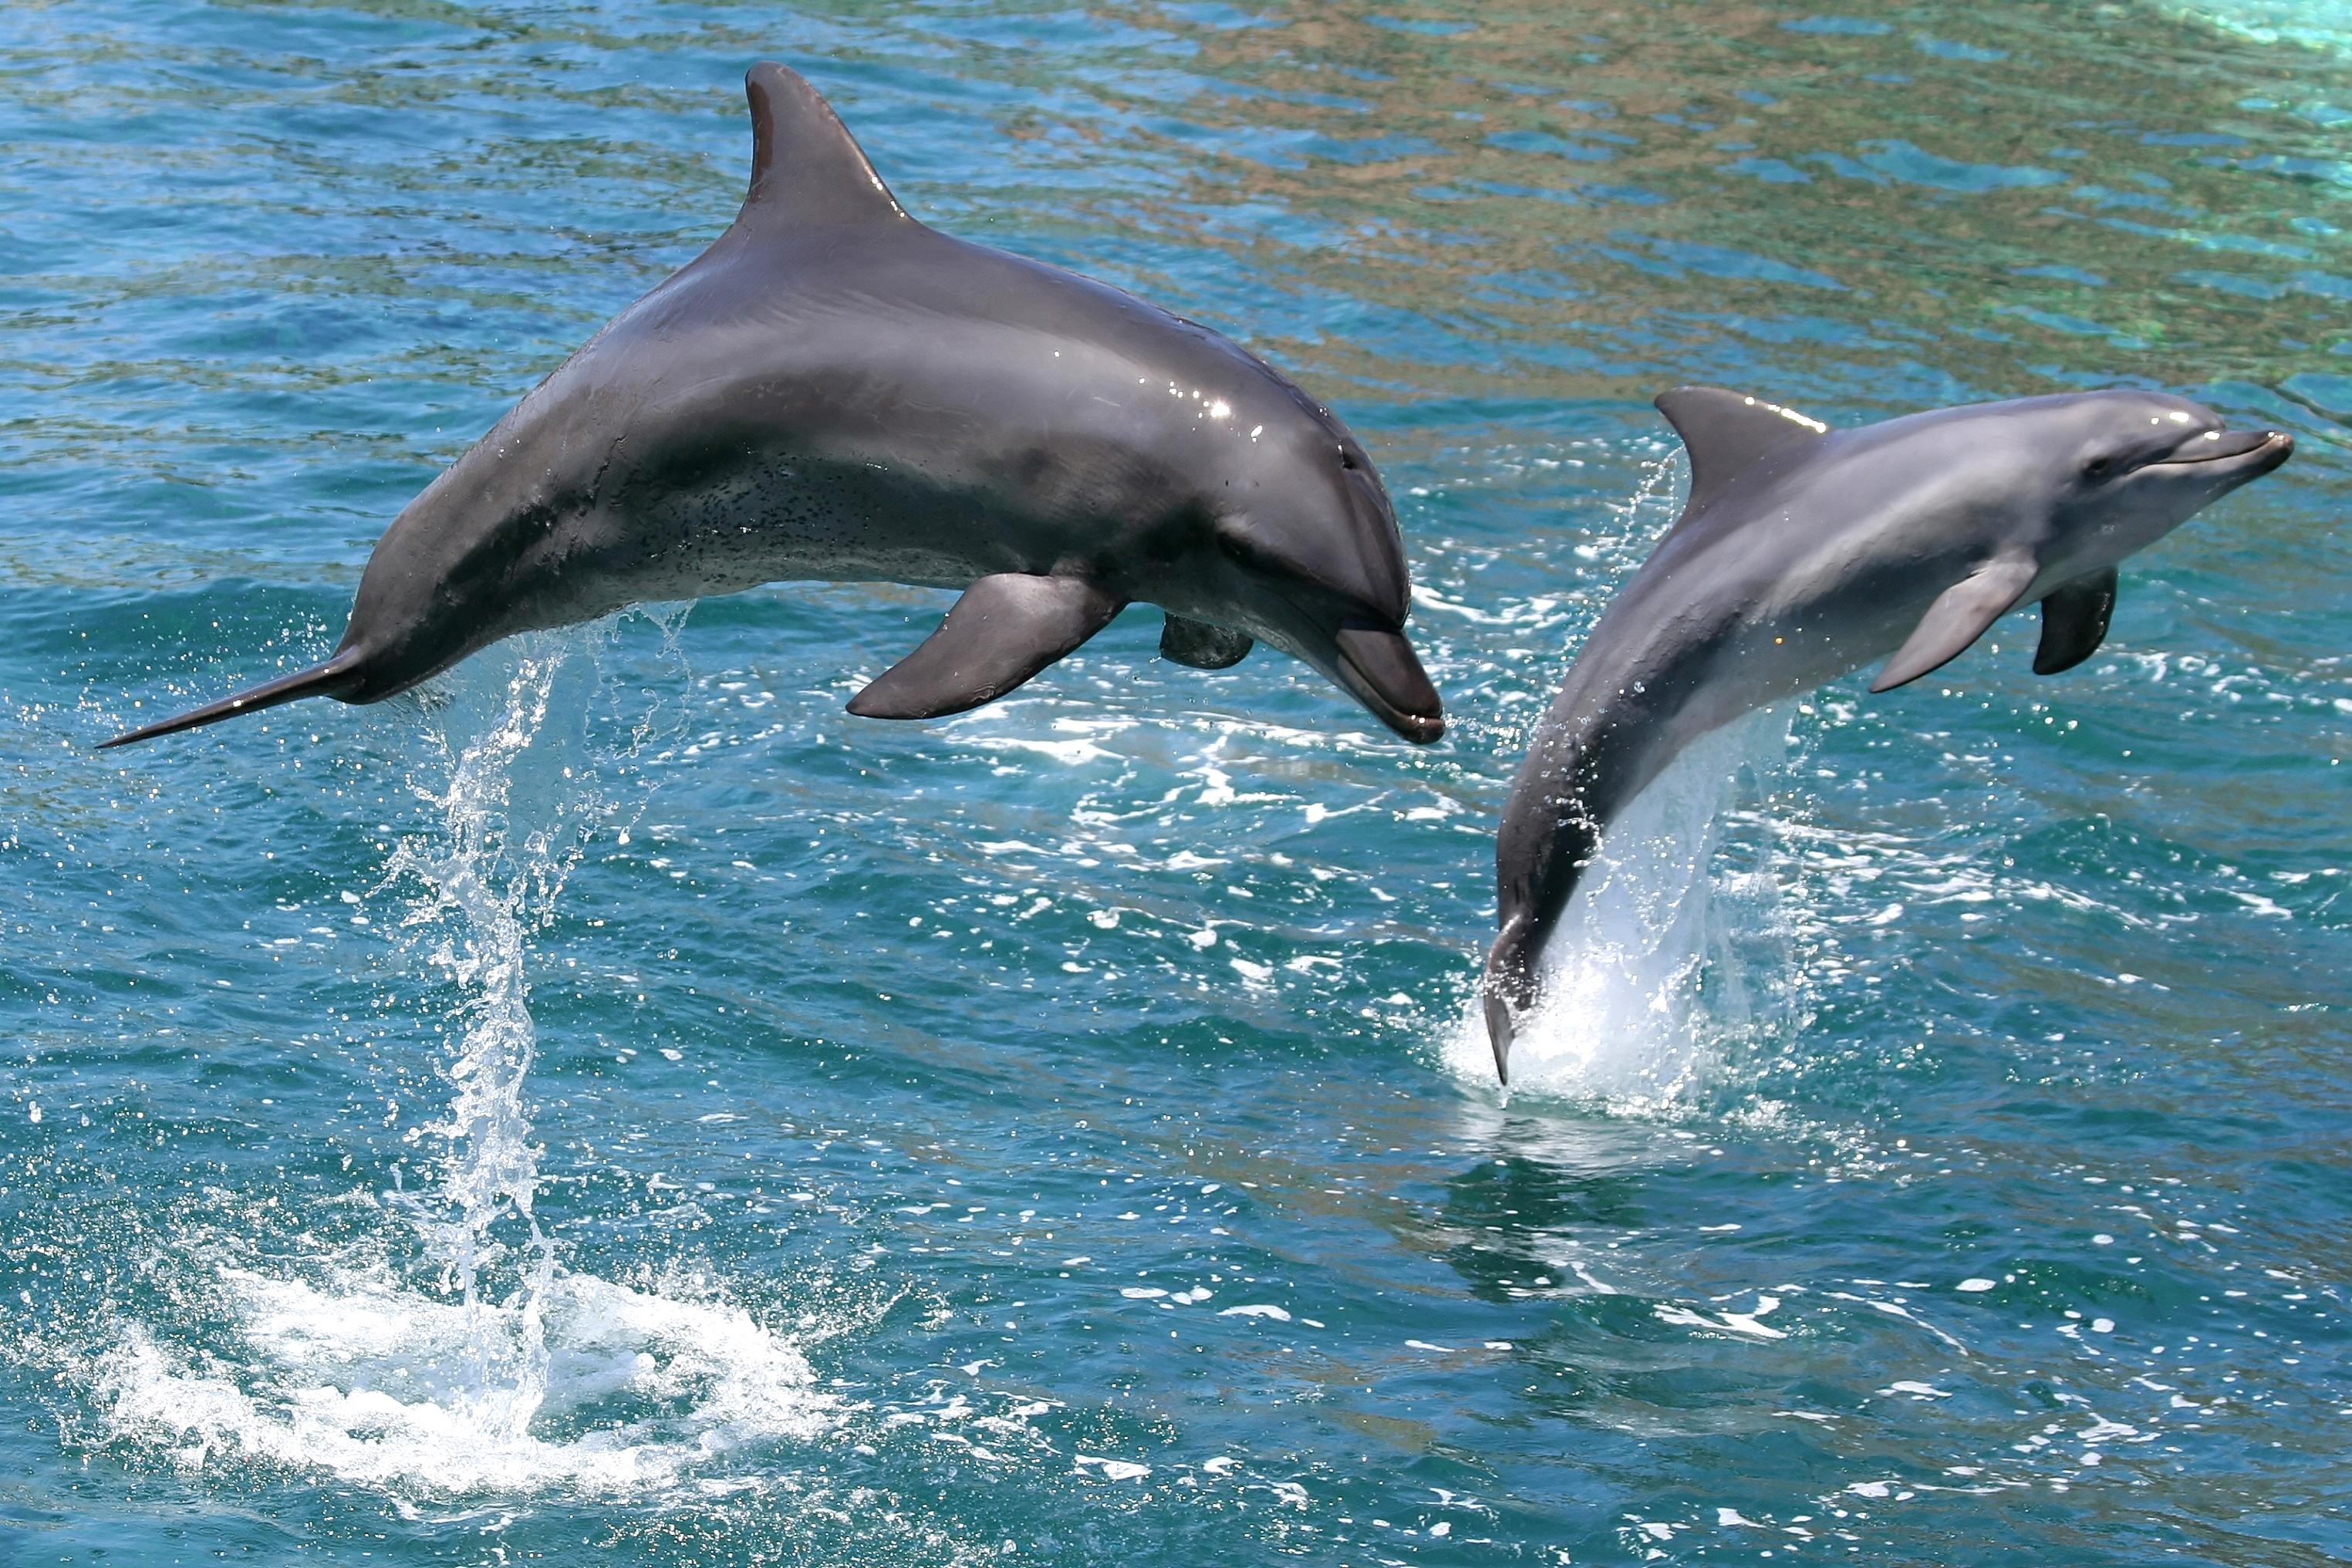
[
  {"xmin": 2032, "ymin": 566, "xmax": 2118, "ymax": 676},
  {"xmin": 1159, "ymin": 613, "xmax": 1254, "ymax": 670},
  {"xmin": 847, "ymin": 574, "xmax": 1125, "ymax": 720},
  {"xmin": 1654, "ymin": 386, "xmax": 1831, "ymax": 523},
  {"xmin": 98, "ymin": 649, "xmax": 368, "ymax": 750},
  {"xmin": 1869, "ymin": 555, "xmax": 2040, "ymax": 693}
]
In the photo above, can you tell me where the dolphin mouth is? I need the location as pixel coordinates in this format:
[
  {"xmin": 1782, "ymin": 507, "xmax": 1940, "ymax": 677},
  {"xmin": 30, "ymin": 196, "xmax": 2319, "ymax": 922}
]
[
  {"xmin": 2151, "ymin": 427, "xmax": 2293, "ymax": 471},
  {"xmin": 1331, "ymin": 625, "xmax": 1445, "ymax": 744}
]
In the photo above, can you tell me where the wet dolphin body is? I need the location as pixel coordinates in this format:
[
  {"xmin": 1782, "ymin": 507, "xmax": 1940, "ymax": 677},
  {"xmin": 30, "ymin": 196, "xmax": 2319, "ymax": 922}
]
[
  {"xmin": 1482, "ymin": 386, "xmax": 2292, "ymax": 1081},
  {"xmin": 103, "ymin": 62, "xmax": 1443, "ymax": 750}
]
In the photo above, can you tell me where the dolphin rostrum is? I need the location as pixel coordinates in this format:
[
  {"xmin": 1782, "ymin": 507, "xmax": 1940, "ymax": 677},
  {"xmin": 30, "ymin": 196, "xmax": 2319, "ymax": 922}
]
[
  {"xmin": 1482, "ymin": 386, "xmax": 2292, "ymax": 1081},
  {"xmin": 103, "ymin": 62, "xmax": 1443, "ymax": 750}
]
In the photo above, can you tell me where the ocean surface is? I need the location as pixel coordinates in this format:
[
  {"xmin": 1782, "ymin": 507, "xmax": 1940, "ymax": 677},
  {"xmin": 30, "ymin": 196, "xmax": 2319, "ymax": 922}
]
[{"xmin": 2, "ymin": 2, "xmax": 2347, "ymax": 1563}]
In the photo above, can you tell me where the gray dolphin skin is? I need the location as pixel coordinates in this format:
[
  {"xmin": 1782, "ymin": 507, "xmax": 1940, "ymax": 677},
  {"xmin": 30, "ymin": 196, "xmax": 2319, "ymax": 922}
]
[
  {"xmin": 102, "ymin": 62, "xmax": 1442, "ymax": 750},
  {"xmin": 1482, "ymin": 385, "xmax": 2292, "ymax": 1081}
]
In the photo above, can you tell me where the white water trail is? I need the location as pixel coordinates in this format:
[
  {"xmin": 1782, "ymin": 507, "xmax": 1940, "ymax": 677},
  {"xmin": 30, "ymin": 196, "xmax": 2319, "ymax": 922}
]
[
  {"xmin": 1446, "ymin": 707, "xmax": 1801, "ymax": 1108},
  {"xmin": 93, "ymin": 612, "xmax": 837, "ymax": 1496},
  {"xmin": 380, "ymin": 636, "xmax": 591, "ymax": 1439}
]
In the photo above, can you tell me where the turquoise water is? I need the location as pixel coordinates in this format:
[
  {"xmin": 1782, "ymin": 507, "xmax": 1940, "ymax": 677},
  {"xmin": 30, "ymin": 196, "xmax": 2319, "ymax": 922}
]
[{"xmin": 3, "ymin": 2, "xmax": 2350, "ymax": 1562}]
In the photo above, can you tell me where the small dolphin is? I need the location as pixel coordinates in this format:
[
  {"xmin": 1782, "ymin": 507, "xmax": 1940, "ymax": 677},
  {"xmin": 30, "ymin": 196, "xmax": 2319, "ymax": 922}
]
[
  {"xmin": 1482, "ymin": 385, "xmax": 2291, "ymax": 1081},
  {"xmin": 103, "ymin": 62, "xmax": 1442, "ymax": 750}
]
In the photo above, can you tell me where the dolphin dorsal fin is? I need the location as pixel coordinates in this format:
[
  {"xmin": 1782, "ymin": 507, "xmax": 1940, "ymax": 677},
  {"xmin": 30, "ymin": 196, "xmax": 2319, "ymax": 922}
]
[
  {"xmin": 1654, "ymin": 386, "xmax": 1831, "ymax": 521},
  {"xmin": 737, "ymin": 62, "xmax": 913, "ymax": 232}
]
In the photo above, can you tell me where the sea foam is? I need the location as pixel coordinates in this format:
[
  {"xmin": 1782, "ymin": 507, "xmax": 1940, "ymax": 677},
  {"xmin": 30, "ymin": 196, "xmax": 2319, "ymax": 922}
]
[{"xmin": 96, "ymin": 1265, "xmax": 832, "ymax": 1494}]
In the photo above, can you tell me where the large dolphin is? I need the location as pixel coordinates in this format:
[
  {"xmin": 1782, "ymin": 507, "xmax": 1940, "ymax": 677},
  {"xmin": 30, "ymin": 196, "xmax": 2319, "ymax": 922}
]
[
  {"xmin": 1482, "ymin": 386, "xmax": 2292, "ymax": 1080},
  {"xmin": 103, "ymin": 62, "xmax": 1442, "ymax": 750}
]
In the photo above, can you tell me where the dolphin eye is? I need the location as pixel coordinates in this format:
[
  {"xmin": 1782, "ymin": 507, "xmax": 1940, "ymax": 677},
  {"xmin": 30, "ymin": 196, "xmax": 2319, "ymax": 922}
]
[
  {"xmin": 1338, "ymin": 449, "xmax": 1359, "ymax": 471},
  {"xmin": 2084, "ymin": 455, "xmax": 2113, "ymax": 479}
]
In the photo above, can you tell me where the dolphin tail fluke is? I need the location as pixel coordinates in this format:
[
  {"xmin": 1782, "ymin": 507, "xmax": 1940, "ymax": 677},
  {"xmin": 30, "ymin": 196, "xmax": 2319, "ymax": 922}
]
[
  {"xmin": 98, "ymin": 649, "xmax": 367, "ymax": 750},
  {"xmin": 1482, "ymin": 990, "xmax": 1517, "ymax": 1086}
]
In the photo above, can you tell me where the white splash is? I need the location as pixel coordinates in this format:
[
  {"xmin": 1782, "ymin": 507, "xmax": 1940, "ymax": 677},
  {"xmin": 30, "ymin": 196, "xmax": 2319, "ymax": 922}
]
[
  {"xmin": 1445, "ymin": 706, "xmax": 1797, "ymax": 1105},
  {"xmin": 381, "ymin": 638, "xmax": 581, "ymax": 1434},
  {"xmin": 95, "ymin": 616, "xmax": 835, "ymax": 1495},
  {"xmin": 94, "ymin": 1266, "xmax": 832, "ymax": 1493}
]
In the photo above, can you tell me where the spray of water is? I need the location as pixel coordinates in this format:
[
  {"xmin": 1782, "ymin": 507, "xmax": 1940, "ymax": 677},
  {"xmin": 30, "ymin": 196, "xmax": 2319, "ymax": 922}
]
[
  {"xmin": 1444, "ymin": 709, "xmax": 1799, "ymax": 1105},
  {"xmin": 93, "ymin": 612, "xmax": 839, "ymax": 1494},
  {"xmin": 379, "ymin": 633, "xmax": 606, "ymax": 1438}
]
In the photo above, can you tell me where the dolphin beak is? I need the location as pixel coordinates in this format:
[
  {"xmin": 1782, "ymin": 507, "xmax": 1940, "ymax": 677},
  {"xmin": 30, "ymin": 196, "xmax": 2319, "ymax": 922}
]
[
  {"xmin": 2155, "ymin": 428, "xmax": 2293, "ymax": 471},
  {"xmin": 1331, "ymin": 625, "xmax": 1444, "ymax": 744}
]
